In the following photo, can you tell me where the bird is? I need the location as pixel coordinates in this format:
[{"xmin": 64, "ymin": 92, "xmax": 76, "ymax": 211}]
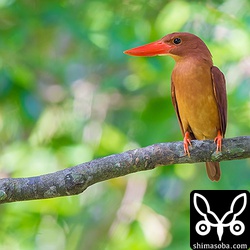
[{"xmin": 124, "ymin": 32, "xmax": 227, "ymax": 181}]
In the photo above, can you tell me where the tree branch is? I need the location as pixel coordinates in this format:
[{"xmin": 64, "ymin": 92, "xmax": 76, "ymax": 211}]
[{"xmin": 0, "ymin": 136, "xmax": 249, "ymax": 204}]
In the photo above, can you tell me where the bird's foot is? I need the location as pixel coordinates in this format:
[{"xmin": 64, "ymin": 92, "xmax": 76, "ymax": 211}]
[
  {"xmin": 183, "ymin": 131, "xmax": 192, "ymax": 157},
  {"xmin": 214, "ymin": 130, "xmax": 223, "ymax": 152}
]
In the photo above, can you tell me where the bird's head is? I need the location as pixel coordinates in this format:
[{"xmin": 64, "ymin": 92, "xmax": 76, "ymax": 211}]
[{"xmin": 124, "ymin": 32, "xmax": 212, "ymax": 63}]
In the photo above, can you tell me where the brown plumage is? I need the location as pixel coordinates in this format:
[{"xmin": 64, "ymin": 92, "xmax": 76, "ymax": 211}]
[{"xmin": 124, "ymin": 32, "xmax": 227, "ymax": 181}]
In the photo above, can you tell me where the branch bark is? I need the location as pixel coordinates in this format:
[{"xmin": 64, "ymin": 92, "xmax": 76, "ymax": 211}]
[{"xmin": 0, "ymin": 136, "xmax": 249, "ymax": 204}]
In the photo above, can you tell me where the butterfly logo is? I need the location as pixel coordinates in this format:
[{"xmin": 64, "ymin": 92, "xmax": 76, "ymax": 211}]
[{"xmin": 193, "ymin": 193, "xmax": 247, "ymax": 241}]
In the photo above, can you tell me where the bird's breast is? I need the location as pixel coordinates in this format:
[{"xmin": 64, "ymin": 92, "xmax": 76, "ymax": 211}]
[{"xmin": 172, "ymin": 61, "xmax": 220, "ymax": 139}]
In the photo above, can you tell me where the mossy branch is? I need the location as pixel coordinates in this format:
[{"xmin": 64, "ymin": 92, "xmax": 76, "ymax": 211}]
[{"xmin": 0, "ymin": 136, "xmax": 249, "ymax": 204}]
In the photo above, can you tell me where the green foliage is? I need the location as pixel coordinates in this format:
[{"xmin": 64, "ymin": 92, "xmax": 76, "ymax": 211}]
[{"xmin": 0, "ymin": 0, "xmax": 249, "ymax": 249}]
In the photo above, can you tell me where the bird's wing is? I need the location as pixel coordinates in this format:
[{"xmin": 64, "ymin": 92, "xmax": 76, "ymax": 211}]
[
  {"xmin": 211, "ymin": 66, "xmax": 227, "ymax": 137},
  {"xmin": 171, "ymin": 79, "xmax": 195, "ymax": 139}
]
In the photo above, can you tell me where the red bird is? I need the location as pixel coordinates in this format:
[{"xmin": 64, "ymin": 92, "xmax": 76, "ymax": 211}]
[{"xmin": 124, "ymin": 32, "xmax": 227, "ymax": 181}]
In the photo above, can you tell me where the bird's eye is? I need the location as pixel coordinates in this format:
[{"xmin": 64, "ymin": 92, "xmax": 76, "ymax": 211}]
[{"xmin": 173, "ymin": 38, "xmax": 182, "ymax": 45}]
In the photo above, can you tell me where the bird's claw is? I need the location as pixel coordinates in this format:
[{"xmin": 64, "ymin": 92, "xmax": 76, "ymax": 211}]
[
  {"xmin": 214, "ymin": 131, "xmax": 223, "ymax": 152},
  {"xmin": 184, "ymin": 132, "xmax": 192, "ymax": 157}
]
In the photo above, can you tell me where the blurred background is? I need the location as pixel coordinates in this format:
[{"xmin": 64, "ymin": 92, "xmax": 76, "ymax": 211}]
[{"xmin": 0, "ymin": 0, "xmax": 249, "ymax": 249}]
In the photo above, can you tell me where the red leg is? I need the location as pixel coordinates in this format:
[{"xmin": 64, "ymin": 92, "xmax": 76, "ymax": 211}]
[
  {"xmin": 214, "ymin": 130, "xmax": 223, "ymax": 152},
  {"xmin": 184, "ymin": 131, "xmax": 192, "ymax": 157}
]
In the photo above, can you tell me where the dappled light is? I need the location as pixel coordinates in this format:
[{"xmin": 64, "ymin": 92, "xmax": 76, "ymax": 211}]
[{"xmin": 0, "ymin": 0, "xmax": 249, "ymax": 249}]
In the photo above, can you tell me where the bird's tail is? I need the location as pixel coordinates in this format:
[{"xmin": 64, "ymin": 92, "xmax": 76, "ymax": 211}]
[{"xmin": 205, "ymin": 162, "xmax": 221, "ymax": 181}]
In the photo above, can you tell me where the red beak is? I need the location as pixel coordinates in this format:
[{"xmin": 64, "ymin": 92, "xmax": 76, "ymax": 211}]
[{"xmin": 124, "ymin": 39, "xmax": 172, "ymax": 57}]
